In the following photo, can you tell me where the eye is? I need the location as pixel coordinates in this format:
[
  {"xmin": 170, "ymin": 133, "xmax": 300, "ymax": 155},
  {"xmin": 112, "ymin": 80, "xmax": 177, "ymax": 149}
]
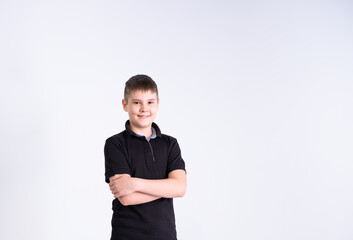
[
  {"xmin": 133, "ymin": 102, "xmax": 140, "ymax": 105},
  {"xmin": 148, "ymin": 101, "xmax": 154, "ymax": 104}
]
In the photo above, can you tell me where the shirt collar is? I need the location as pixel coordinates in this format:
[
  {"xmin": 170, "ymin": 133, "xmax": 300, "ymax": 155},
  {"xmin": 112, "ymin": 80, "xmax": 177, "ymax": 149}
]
[
  {"xmin": 137, "ymin": 127, "xmax": 156, "ymax": 141},
  {"xmin": 125, "ymin": 120, "xmax": 161, "ymax": 139}
]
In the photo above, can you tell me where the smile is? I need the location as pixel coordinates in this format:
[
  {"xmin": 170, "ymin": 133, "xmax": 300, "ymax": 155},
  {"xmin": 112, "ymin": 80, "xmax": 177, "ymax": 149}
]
[{"xmin": 138, "ymin": 115, "xmax": 150, "ymax": 119}]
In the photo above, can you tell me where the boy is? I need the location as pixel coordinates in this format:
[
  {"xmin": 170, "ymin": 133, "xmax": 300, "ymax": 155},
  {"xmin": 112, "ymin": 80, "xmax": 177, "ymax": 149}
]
[{"xmin": 104, "ymin": 74, "xmax": 187, "ymax": 240}]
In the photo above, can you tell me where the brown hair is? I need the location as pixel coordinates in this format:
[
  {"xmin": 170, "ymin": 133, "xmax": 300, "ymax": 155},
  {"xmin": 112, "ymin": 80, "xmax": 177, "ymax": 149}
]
[{"xmin": 124, "ymin": 74, "xmax": 159, "ymax": 102}]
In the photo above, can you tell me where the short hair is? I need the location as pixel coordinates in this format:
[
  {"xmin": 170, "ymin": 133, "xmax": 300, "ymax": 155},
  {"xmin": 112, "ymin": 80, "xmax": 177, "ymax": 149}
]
[{"xmin": 124, "ymin": 74, "xmax": 159, "ymax": 102}]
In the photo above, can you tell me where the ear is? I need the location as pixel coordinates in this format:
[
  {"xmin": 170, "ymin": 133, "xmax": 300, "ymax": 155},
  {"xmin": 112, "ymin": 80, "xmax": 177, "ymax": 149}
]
[
  {"xmin": 156, "ymin": 98, "xmax": 160, "ymax": 110},
  {"xmin": 122, "ymin": 98, "xmax": 128, "ymax": 112}
]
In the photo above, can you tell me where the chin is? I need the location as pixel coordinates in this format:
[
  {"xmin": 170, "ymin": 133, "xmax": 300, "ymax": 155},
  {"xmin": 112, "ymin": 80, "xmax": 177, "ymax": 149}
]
[{"xmin": 133, "ymin": 121, "xmax": 153, "ymax": 129}]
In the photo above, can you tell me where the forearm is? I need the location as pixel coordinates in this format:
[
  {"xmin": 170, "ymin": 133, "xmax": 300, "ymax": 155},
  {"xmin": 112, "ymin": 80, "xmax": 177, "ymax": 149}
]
[
  {"xmin": 132, "ymin": 170, "xmax": 186, "ymax": 198},
  {"xmin": 109, "ymin": 170, "xmax": 186, "ymax": 201},
  {"xmin": 118, "ymin": 192, "xmax": 160, "ymax": 206}
]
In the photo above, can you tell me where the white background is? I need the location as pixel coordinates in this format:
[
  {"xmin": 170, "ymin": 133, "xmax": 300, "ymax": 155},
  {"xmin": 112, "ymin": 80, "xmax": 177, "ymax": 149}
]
[{"xmin": 1, "ymin": 1, "xmax": 353, "ymax": 239}]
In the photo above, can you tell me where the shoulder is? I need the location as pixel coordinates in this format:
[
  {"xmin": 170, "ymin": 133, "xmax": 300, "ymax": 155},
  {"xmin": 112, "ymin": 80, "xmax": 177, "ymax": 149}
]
[
  {"xmin": 159, "ymin": 133, "xmax": 178, "ymax": 144},
  {"xmin": 157, "ymin": 133, "xmax": 182, "ymax": 153},
  {"xmin": 105, "ymin": 130, "xmax": 129, "ymax": 147}
]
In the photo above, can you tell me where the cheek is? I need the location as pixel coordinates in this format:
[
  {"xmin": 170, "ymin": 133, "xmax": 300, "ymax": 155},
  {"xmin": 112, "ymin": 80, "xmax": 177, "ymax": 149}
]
[{"xmin": 129, "ymin": 106, "xmax": 138, "ymax": 112}]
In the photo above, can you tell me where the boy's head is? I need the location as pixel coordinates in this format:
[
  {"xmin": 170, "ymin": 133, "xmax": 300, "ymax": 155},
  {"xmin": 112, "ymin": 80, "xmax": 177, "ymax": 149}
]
[
  {"xmin": 122, "ymin": 75, "xmax": 160, "ymax": 135},
  {"xmin": 124, "ymin": 74, "xmax": 159, "ymax": 103}
]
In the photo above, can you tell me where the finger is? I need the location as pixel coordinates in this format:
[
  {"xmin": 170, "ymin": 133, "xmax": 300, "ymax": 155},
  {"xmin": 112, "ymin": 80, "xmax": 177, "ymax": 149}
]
[
  {"xmin": 109, "ymin": 181, "xmax": 117, "ymax": 187},
  {"xmin": 114, "ymin": 192, "xmax": 121, "ymax": 198},
  {"xmin": 109, "ymin": 176, "xmax": 119, "ymax": 183},
  {"xmin": 110, "ymin": 186, "xmax": 117, "ymax": 192},
  {"xmin": 111, "ymin": 174, "xmax": 121, "ymax": 180}
]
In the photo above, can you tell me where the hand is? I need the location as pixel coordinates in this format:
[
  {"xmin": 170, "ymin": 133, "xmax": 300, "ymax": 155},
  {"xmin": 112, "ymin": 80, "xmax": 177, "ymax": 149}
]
[{"xmin": 109, "ymin": 174, "xmax": 136, "ymax": 198}]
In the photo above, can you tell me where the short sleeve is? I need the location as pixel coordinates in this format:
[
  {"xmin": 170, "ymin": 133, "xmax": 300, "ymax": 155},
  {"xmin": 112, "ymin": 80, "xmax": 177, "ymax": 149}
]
[
  {"xmin": 104, "ymin": 138, "xmax": 131, "ymax": 183},
  {"xmin": 166, "ymin": 138, "xmax": 186, "ymax": 175}
]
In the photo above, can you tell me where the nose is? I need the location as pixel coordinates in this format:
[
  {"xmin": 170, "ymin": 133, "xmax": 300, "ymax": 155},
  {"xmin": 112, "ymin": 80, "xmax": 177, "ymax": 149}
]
[{"xmin": 140, "ymin": 103, "xmax": 148, "ymax": 112}]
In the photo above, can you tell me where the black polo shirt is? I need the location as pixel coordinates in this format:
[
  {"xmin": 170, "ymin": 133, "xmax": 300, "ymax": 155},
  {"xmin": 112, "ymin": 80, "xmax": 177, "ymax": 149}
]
[{"xmin": 104, "ymin": 121, "xmax": 186, "ymax": 240}]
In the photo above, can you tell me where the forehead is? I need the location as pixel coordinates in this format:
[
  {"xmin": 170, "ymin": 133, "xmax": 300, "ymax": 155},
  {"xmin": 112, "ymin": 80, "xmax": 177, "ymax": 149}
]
[{"xmin": 128, "ymin": 89, "xmax": 158, "ymax": 100}]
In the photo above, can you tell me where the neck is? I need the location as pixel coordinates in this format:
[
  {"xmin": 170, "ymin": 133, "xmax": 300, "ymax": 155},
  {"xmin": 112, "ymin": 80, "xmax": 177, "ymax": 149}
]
[{"xmin": 130, "ymin": 125, "xmax": 153, "ymax": 139}]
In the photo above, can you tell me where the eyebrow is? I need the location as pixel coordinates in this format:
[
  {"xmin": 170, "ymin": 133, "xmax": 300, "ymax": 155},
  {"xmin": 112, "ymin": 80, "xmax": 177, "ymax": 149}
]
[{"xmin": 131, "ymin": 99, "xmax": 156, "ymax": 101}]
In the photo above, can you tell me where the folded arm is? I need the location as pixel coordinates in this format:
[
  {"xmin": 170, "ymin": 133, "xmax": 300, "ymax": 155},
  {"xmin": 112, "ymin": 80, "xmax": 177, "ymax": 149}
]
[{"xmin": 109, "ymin": 169, "xmax": 186, "ymax": 206}]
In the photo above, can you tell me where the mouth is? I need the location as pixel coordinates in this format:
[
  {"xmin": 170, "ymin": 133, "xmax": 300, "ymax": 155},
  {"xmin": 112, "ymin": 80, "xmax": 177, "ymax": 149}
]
[{"xmin": 137, "ymin": 115, "xmax": 151, "ymax": 119}]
